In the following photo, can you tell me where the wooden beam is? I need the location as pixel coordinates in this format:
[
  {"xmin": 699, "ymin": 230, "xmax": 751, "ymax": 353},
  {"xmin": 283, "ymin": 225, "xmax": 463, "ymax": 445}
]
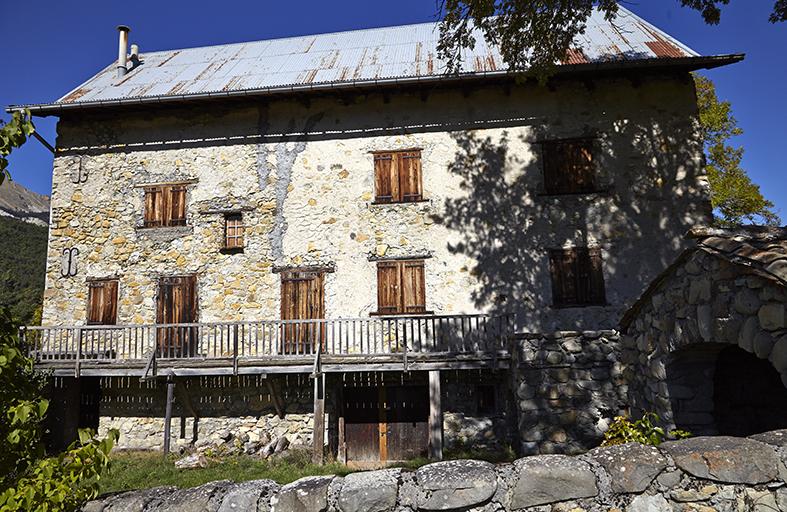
[
  {"xmin": 163, "ymin": 375, "xmax": 175, "ymax": 459},
  {"xmin": 312, "ymin": 373, "xmax": 325, "ymax": 465},
  {"xmin": 177, "ymin": 379, "xmax": 199, "ymax": 420},
  {"xmin": 266, "ymin": 378, "xmax": 285, "ymax": 419},
  {"xmin": 428, "ymin": 370, "xmax": 442, "ymax": 461}
]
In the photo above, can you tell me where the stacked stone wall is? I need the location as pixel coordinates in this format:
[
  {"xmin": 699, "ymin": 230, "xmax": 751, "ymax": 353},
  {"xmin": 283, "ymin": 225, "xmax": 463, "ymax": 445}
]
[
  {"xmin": 83, "ymin": 432, "xmax": 787, "ymax": 512},
  {"xmin": 624, "ymin": 249, "xmax": 787, "ymax": 435},
  {"xmin": 509, "ymin": 331, "xmax": 629, "ymax": 455}
]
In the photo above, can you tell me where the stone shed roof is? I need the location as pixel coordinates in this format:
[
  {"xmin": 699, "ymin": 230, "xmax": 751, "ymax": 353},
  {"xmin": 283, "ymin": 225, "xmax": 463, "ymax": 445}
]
[{"xmin": 620, "ymin": 226, "xmax": 787, "ymax": 329}]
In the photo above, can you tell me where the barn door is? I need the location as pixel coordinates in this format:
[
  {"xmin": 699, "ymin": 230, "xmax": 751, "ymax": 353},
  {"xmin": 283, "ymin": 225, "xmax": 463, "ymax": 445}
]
[
  {"xmin": 157, "ymin": 276, "xmax": 198, "ymax": 357},
  {"xmin": 343, "ymin": 385, "xmax": 429, "ymax": 468},
  {"xmin": 281, "ymin": 271, "xmax": 325, "ymax": 354}
]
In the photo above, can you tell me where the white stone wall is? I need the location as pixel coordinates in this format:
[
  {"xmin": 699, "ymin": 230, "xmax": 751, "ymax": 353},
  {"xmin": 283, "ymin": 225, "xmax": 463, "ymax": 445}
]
[{"xmin": 44, "ymin": 74, "xmax": 710, "ymax": 332}]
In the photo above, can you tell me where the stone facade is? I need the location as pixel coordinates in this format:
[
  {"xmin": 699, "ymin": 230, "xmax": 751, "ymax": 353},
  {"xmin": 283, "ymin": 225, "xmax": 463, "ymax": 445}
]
[
  {"xmin": 623, "ymin": 228, "xmax": 787, "ymax": 437},
  {"xmin": 510, "ymin": 331, "xmax": 629, "ymax": 455},
  {"xmin": 45, "ymin": 75, "xmax": 709, "ymax": 333}
]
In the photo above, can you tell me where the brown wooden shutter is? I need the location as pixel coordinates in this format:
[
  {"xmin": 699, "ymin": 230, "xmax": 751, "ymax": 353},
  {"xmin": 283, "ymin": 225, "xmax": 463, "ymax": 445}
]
[
  {"xmin": 377, "ymin": 263, "xmax": 400, "ymax": 314},
  {"xmin": 281, "ymin": 271, "xmax": 324, "ymax": 353},
  {"xmin": 402, "ymin": 261, "xmax": 426, "ymax": 313},
  {"xmin": 569, "ymin": 141, "xmax": 595, "ymax": 193},
  {"xmin": 400, "ymin": 152, "xmax": 422, "ymax": 202},
  {"xmin": 550, "ymin": 249, "xmax": 576, "ymax": 307},
  {"xmin": 543, "ymin": 140, "xmax": 595, "ymax": 195},
  {"xmin": 144, "ymin": 187, "xmax": 163, "ymax": 227},
  {"xmin": 586, "ymin": 248, "xmax": 606, "ymax": 305},
  {"xmin": 168, "ymin": 187, "xmax": 187, "ymax": 226},
  {"xmin": 374, "ymin": 154, "xmax": 395, "ymax": 203},
  {"xmin": 87, "ymin": 280, "xmax": 118, "ymax": 325}
]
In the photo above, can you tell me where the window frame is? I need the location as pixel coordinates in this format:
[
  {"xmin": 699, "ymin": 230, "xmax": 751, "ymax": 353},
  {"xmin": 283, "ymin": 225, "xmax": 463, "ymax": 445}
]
[
  {"xmin": 372, "ymin": 149, "xmax": 424, "ymax": 204},
  {"xmin": 549, "ymin": 247, "xmax": 606, "ymax": 308},
  {"xmin": 143, "ymin": 184, "xmax": 188, "ymax": 228},
  {"xmin": 223, "ymin": 214, "xmax": 244, "ymax": 250},
  {"xmin": 540, "ymin": 138, "xmax": 597, "ymax": 196},
  {"xmin": 374, "ymin": 259, "xmax": 431, "ymax": 315},
  {"xmin": 86, "ymin": 279, "xmax": 119, "ymax": 325}
]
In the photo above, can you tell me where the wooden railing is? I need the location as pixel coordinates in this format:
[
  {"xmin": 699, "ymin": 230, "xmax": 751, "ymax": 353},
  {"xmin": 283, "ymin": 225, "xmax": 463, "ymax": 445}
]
[{"xmin": 22, "ymin": 314, "xmax": 514, "ymax": 371}]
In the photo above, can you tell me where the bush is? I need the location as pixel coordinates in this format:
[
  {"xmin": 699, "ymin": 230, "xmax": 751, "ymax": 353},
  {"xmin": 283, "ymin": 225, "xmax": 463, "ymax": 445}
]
[{"xmin": 602, "ymin": 412, "xmax": 690, "ymax": 447}]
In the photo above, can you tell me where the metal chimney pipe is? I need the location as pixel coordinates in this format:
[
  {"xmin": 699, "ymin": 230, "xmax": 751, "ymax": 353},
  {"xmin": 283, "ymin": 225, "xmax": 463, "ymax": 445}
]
[
  {"xmin": 130, "ymin": 44, "xmax": 139, "ymax": 60},
  {"xmin": 117, "ymin": 25, "xmax": 130, "ymax": 78}
]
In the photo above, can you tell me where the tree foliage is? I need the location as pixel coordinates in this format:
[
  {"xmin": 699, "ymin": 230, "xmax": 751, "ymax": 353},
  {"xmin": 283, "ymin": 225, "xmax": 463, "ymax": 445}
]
[
  {"xmin": 0, "ymin": 217, "xmax": 48, "ymax": 326},
  {"xmin": 0, "ymin": 110, "xmax": 35, "ymax": 186},
  {"xmin": 437, "ymin": 0, "xmax": 787, "ymax": 78},
  {"xmin": 695, "ymin": 74, "xmax": 780, "ymax": 227},
  {"xmin": 0, "ymin": 306, "xmax": 119, "ymax": 511}
]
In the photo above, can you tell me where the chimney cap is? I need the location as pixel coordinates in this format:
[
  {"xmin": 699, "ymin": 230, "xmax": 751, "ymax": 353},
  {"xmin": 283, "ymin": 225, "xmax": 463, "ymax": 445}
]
[{"xmin": 117, "ymin": 25, "xmax": 130, "ymax": 33}]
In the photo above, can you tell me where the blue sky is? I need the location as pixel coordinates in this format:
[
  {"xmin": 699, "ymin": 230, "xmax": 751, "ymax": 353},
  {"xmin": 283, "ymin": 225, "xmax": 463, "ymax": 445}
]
[{"xmin": 1, "ymin": 1, "xmax": 784, "ymax": 224}]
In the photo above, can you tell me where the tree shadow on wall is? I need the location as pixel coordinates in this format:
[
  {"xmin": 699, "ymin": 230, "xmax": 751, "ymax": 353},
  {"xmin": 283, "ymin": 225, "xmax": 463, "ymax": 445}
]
[{"xmin": 439, "ymin": 104, "xmax": 709, "ymax": 333}]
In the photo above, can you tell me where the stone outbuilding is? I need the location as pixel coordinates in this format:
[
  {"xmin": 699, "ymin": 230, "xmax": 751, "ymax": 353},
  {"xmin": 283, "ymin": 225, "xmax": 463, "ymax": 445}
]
[{"xmin": 622, "ymin": 226, "xmax": 787, "ymax": 438}]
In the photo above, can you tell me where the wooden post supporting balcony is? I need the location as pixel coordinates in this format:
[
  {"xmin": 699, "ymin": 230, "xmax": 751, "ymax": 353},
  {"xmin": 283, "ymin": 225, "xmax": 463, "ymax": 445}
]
[
  {"xmin": 163, "ymin": 373, "xmax": 175, "ymax": 459},
  {"xmin": 429, "ymin": 370, "xmax": 442, "ymax": 460},
  {"xmin": 312, "ymin": 373, "xmax": 325, "ymax": 465}
]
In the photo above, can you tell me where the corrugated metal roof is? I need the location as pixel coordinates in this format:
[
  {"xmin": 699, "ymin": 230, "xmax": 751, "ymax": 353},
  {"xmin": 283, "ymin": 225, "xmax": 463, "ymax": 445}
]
[{"xmin": 11, "ymin": 6, "xmax": 738, "ymax": 113}]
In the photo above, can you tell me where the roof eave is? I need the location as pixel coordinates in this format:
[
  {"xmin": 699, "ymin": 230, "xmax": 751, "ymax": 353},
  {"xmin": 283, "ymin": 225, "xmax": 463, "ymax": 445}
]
[{"xmin": 6, "ymin": 53, "xmax": 744, "ymax": 117}]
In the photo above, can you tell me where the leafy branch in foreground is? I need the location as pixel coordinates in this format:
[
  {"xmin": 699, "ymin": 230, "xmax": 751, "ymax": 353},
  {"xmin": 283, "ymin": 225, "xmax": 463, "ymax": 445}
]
[
  {"xmin": 0, "ymin": 109, "xmax": 35, "ymax": 186},
  {"xmin": 602, "ymin": 412, "xmax": 690, "ymax": 447}
]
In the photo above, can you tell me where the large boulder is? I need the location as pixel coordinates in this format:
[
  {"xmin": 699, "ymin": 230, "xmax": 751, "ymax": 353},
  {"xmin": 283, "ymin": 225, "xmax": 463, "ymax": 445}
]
[
  {"xmin": 416, "ymin": 459, "xmax": 497, "ymax": 511},
  {"xmin": 661, "ymin": 436, "xmax": 780, "ymax": 484},
  {"xmin": 508, "ymin": 455, "xmax": 598, "ymax": 509},
  {"xmin": 587, "ymin": 442, "xmax": 667, "ymax": 493},
  {"xmin": 271, "ymin": 475, "xmax": 333, "ymax": 512},
  {"xmin": 150, "ymin": 480, "xmax": 233, "ymax": 512},
  {"xmin": 218, "ymin": 479, "xmax": 281, "ymax": 512},
  {"xmin": 338, "ymin": 469, "xmax": 400, "ymax": 512}
]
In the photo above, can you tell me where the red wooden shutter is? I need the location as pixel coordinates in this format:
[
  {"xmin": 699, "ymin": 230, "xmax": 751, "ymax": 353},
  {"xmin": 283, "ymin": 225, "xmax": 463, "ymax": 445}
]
[
  {"xmin": 402, "ymin": 261, "xmax": 426, "ymax": 313},
  {"xmin": 168, "ymin": 187, "xmax": 187, "ymax": 226},
  {"xmin": 374, "ymin": 154, "xmax": 395, "ymax": 203},
  {"xmin": 400, "ymin": 152, "xmax": 422, "ymax": 202},
  {"xmin": 377, "ymin": 263, "xmax": 400, "ymax": 314},
  {"xmin": 144, "ymin": 187, "xmax": 163, "ymax": 227}
]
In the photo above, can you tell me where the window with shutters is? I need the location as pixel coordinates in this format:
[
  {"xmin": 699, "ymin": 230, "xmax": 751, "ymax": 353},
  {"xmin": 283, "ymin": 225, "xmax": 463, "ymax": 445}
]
[
  {"xmin": 541, "ymin": 139, "xmax": 596, "ymax": 195},
  {"xmin": 224, "ymin": 214, "xmax": 244, "ymax": 249},
  {"xmin": 280, "ymin": 270, "xmax": 325, "ymax": 354},
  {"xmin": 375, "ymin": 260, "xmax": 429, "ymax": 315},
  {"xmin": 549, "ymin": 247, "xmax": 606, "ymax": 307},
  {"xmin": 373, "ymin": 150, "xmax": 423, "ymax": 203},
  {"xmin": 87, "ymin": 280, "xmax": 118, "ymax": 325},
  {"xmin": 143, "ymin": 185, "xmax": 188, "ymax": 228},
  {"xmin": 157, "ymin": 275, "xmax": 198, "ymax": 357}
]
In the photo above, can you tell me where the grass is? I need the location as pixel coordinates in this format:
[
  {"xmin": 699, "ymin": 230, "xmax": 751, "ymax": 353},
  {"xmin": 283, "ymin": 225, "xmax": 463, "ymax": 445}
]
[
  {"xmin": 98, "ymin": 443, "xmax": 517, "ymax": 494},
  {"xmin": 98, "ymin": 449, "xmax": 354, "ymax": 494}
]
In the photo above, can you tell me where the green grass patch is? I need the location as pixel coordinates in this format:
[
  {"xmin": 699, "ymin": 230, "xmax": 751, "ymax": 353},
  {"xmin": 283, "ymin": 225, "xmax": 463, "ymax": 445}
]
[{"xmin": 99, "ymin": 450, "xmax": 354, "ymax": 494}]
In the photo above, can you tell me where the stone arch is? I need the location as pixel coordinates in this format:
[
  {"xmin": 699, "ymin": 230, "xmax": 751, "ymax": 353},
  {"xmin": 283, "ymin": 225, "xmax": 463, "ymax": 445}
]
[{"xmin": 620, "ymin": 228, "xmax": 787, "ymax": 437}]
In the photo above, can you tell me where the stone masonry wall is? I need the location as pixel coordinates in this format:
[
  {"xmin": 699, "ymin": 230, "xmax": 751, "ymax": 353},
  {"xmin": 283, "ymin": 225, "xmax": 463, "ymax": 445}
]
[
  {"xmin": 83, "ymin": 431, "xmax": 787, "ymax": 512},
  {"xmin": 510, "ymin": 331, "xmax": 629, "ymax": 455},
  {"xmin": 46, "ymin": 74, "xmax": 711, "ymax": 335},
  {"xmin": 624, "ymin": 249, "xmax": 787, "ymax": 435}
]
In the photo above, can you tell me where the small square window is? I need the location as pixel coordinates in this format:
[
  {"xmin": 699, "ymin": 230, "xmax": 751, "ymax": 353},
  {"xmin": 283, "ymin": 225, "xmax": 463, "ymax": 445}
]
[
  {"xmin": 224, "ymin": 214, "xmax": 244, "ymax": 249},
  {"xmin": 541, "ymin": 139, "xmax": 596, "ymax": 195},
  {"xmin": 373, "ymin": 150, "xmax": 423, "ymax": 203},
  {"xmin": 143, "ymin": 185, "xmax": 187, "ymax": 228},
  {"xmin": 549, "ymin": 247, "xmax": 606, "ymax": 307}
]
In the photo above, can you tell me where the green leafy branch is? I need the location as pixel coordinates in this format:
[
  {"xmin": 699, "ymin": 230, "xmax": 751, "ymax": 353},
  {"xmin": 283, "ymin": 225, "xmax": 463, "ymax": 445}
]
[
  {"xmin": 602, "ymin": 412, "xmax": 690, "ymax": 447},
  {"xmin": 0, "ymin": 109, "xmax": 35, "ymax": 186}
]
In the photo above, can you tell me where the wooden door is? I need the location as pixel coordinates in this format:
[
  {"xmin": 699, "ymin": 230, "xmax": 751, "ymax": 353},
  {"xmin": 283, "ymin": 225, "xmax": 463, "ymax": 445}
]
[
  {"xmin": 281, "ymin": 271, "xmax": 325, "ymax": 354},
  {"xmin": 157, "ymin": 276, "xmax": 198, "ymax": 357},
  {"xmin": 343, "ymin": 385, "xmax": 429, "ymax": 467}
]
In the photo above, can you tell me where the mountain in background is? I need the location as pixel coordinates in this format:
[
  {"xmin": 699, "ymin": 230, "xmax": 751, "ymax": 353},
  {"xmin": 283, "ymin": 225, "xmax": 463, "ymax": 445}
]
[{"xmin": 0, "ymin": 179, "xmax": 50, "ymax": 227}]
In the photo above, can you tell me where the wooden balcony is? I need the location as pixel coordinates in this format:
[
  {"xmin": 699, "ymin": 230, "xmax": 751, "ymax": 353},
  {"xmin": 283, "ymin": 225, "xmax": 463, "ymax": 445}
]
[{"xmin": 22, "ymin": 314, "xmax": 514, "ymax": 377}]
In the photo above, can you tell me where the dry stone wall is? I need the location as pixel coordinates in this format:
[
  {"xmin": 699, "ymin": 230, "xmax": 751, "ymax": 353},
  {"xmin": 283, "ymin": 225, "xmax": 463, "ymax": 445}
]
[
  {"xmin": 46, "ymin": 75, "xmax": 710, "ymax": 334},
  {"xmin": 510, "ymin": 331, "xmax": 629, "ymax": 455},
  {"xmin": 82, "ymin": 432, "xmax": 787, "ymax": 512}
]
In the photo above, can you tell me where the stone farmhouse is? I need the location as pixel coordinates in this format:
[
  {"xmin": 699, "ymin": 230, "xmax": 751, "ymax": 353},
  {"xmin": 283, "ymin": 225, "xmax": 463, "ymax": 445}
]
[{"xmin": 8, "ymin": 7, "xmax": 748, "ymax": 463}]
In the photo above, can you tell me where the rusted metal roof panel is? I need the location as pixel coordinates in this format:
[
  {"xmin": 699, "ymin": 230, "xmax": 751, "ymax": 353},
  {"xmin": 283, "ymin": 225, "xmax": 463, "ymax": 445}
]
[{"xmin": 13, "ymin": 5, "xmax": 728, "ymax": 112}]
